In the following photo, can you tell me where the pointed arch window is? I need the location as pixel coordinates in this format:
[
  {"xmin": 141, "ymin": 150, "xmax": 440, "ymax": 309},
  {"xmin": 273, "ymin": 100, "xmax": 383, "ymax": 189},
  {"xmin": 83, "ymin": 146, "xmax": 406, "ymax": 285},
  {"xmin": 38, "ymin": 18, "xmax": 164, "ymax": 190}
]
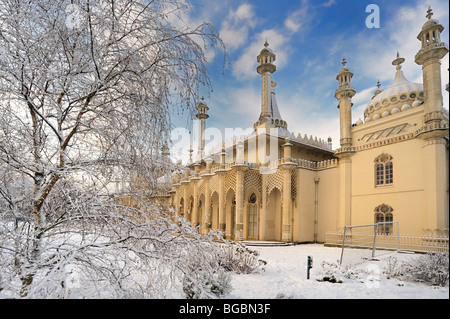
[
  {"xmin": 374, "ymin": 204, "xmax": 394, "ymax": 234},
  {"xmin": 198, "ymin": 200, "xmax": 203, "ymax": 228},
  {"xmin": 247, "ymin": 193, "xmax": 258, "ymax": 239},
  {"xmin": 374, "ymin": 154, "xmax": 393, "ymax": 186}
]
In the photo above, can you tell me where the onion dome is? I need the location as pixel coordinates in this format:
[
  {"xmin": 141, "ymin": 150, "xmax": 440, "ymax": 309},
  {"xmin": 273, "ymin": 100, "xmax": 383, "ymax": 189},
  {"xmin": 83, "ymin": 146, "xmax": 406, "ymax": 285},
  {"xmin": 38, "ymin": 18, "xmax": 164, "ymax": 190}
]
[{"xmin": 364, "ymin": 52, "xmax": 423, "ymax": 120}]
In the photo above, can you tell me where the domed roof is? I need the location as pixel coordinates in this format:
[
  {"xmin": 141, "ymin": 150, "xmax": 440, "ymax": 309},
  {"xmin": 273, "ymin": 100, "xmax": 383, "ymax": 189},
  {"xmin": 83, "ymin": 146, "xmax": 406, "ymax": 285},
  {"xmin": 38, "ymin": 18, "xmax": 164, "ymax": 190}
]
[
  {"xmin": 364, "ymin": 54, "xmax": 423, "ymax": 120},
  {"xmin": 338, "ymin": 57, "xmax": 352, "ymax": 74},
  {"xmin": 422, "ymin": 18, "xmax": 440, "ymax": 31},
  {"xmin": 259, "ymin": 41, "xmax": 275, "ymax": 55},
  {"xmin": 369, "ymin": 69, "xmax": 422, "ymax": 105},
  {"xmin": 421, "ymin": 7, "xmax": 444, "ymax": 32}
]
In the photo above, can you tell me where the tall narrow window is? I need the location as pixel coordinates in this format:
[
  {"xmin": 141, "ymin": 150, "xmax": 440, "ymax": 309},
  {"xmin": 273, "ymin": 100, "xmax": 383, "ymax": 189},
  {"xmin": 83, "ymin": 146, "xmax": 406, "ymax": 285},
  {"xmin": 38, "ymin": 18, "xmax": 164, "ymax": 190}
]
[
  {"xmin": 231, "ymin": 198, "xmax": 236, "ymax": 236},
  {"xmin": 198, "ymin": 200, "xmax": 203, "ymax": 228},
  {"xmin": 247, "ymin": 193, "xmax": 258, "ymax": 239},
  {"xmin": 374, "ymin": 154, "xmax": 394, "ymax": 186}
]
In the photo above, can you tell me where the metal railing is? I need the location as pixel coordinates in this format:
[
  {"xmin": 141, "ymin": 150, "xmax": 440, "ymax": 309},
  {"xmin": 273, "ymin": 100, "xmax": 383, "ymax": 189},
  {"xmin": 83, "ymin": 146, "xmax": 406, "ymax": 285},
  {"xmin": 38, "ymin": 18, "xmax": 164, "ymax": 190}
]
[{"xmin": 326, "ymin": 228, "xmax": 449, "ymax": 254}]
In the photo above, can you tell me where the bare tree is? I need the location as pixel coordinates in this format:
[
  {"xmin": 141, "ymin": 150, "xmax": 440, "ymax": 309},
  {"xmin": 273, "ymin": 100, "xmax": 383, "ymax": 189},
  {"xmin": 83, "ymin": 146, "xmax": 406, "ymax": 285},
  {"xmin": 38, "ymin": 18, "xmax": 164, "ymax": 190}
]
[{"xmin": 0, "ymin": 0, "xmax": 231, "ymax": 298}]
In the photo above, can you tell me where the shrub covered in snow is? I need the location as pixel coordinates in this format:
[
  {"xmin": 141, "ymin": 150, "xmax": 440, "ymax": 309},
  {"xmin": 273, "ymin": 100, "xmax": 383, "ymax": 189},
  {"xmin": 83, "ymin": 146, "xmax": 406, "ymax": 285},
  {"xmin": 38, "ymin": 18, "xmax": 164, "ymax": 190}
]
[
  {"xmin": 182, "ymin": 266, "xmax": 232, "ymax": 299},
  {"xmin": 316, "ymin": 261, "xmax": 344, "ymax": 283},
  {"xmin": 217, "ymin": 243, "xmax": 267, "ymax": 274},
  {"xmin": 384, "ymin": 252, "xmax": 449, "ymax": 287}
]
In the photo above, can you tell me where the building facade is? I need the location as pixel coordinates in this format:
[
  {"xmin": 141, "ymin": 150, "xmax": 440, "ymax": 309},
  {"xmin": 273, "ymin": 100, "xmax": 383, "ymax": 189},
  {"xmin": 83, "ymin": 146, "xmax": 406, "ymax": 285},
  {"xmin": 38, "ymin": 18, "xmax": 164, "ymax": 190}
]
[{"xmin": 157, "ymin": 8, "xmax": 449, "ymax": 243}]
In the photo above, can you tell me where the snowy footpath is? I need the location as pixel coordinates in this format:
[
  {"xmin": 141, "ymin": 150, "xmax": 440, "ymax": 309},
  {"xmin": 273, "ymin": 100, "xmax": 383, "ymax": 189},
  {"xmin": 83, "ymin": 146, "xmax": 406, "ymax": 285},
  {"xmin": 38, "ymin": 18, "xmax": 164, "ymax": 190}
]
[{"xmin": 228, "ymin": 244, "xmax": 449, "ymax": 299}]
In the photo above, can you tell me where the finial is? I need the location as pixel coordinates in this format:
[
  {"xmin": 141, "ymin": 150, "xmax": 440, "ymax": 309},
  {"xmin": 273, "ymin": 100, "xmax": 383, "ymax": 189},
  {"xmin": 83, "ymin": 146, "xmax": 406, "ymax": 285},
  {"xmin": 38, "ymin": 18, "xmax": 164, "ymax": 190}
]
[
  {"xmin": 392, "ymin": 52, "xmax": 405, "ymax": 69},
  {"xmin": 377, "ymin": 80, "xmax": 381, "ymax": 89},
  {"xmin": 342, "ymin": 56, "xmax": 347, "ymax": 67},
  {"xmin": 426, "ymin": 6, "xmax": 433, "ymax": 20},
  {"xmin": 189, "ymin": 146, "xmax": 193, "ymax": 162},
  {"xmin": 264, "ymin": 39, "xmax": 269, "ymax": 48}
]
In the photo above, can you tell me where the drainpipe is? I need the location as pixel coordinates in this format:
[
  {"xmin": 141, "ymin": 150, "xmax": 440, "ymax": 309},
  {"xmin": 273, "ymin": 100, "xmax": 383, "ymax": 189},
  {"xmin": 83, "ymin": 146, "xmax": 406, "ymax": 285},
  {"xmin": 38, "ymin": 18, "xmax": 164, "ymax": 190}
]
[{"xmin": 314, "ymin": 177, "xmax": 320, "ymax": 243}]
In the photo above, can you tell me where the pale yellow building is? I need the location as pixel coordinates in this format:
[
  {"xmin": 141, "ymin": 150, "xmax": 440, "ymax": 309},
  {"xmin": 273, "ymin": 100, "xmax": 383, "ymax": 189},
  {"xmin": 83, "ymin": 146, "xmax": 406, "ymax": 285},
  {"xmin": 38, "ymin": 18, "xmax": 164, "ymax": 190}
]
[{"xmin": 158, "ymin": 7, "xmax": 449, "ymax": 243}]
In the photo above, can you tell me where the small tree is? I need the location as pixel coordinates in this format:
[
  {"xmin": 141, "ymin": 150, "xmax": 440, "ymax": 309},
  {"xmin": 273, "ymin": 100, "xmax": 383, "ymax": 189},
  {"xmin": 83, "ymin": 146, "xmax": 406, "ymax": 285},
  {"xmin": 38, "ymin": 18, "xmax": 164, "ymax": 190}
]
[{"xmin": 0, "ymin": 0, "xmax": 225, "ymax": 298}]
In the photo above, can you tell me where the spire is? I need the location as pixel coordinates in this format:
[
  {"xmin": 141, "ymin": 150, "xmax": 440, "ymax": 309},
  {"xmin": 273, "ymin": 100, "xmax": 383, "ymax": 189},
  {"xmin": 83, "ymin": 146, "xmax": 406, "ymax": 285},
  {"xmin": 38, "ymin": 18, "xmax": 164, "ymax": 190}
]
[
  {"xmin": 426, "ymin": 5, "xmax": 433, "ymax": 20},
  {"xmin": 254, "ymin": 42, "xmax": 288, "ymax": 134},
  {"xmin": 373, "ymin": 79, "xmax": 382, "ymax": 98},
  {"xmin": 415, "ymin": 5, "xmax": 448, "ymax": 126},
  {"xmin": 195, "ymin": 97, "xmax": 209, "ymax": 120},
  {"xmin": 257, "ymin": 41, "xmax": 276, "ymax": 74},
  {"xmin": 337, "ymin": 56, "xmax": 354, "ymax": 88},
  {"xmin": 392, "ymin": 51, "xmax": 405, "ymax": 70},
  {"xmin": 195, "ymin": 98, "xmax": 209, "ymax": 160},
  {"xmin": 335, "ymin": 57, "xmax": 356, "ymax": 148},
  {"xmin": 416, "ymin": 5, "xmax": 446, "ymax": 53}
]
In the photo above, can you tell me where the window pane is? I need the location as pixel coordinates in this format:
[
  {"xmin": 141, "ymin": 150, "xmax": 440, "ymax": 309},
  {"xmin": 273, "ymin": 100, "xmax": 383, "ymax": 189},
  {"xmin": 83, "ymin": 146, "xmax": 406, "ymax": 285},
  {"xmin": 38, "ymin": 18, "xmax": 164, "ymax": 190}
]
[
  {"xmin": 376, "ymin": 164, "xmax": 384, "ymax": 185},
  {"xmin": 385, "ymin": 162, "xmax": 393, "ymax": 184},
  {"xmin": 248, "ymin": 205, "xmax": 258, "ymax": 238},
  {"xmin": 375, "ymin": 213, "xmax": 384, "ymax": 223}
]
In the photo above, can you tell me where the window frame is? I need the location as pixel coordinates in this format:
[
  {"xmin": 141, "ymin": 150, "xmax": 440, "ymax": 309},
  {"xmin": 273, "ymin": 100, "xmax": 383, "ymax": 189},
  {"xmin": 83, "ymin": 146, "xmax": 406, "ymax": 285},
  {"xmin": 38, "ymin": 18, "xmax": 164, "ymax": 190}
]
[
  {"xmin": 374, "ymin": 204, "xmax": 394, "ymax": 235},
  {"xmin": 374, "ymin": 154, "xmax": 394, "ymax": 187},
  {"xmin": 247, "ymin": 193, "xmax": 258, "ymax": 239}
]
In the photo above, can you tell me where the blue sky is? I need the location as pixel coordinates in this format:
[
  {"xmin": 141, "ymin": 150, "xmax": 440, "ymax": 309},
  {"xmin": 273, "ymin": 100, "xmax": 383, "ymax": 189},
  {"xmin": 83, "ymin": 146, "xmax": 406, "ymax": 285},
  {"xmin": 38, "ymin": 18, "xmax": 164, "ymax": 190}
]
[{"xmin": 170, "ymin": 0, "xmax": 449, "ymax": 160}]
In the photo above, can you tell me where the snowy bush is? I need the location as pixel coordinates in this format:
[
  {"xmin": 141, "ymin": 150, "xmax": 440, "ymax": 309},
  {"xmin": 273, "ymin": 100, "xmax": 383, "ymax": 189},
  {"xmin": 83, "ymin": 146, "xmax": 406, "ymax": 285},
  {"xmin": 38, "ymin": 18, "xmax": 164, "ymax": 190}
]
[
  {"xmin": 182, "ymin": 266, "xmax": 232, "ymax": 299},
  {"xmin": 316, "ymin": 261, "xmax": 344, "ymax": 283},
  {"xmin": 217, "ymin": 243, "xmax": 267, "ymax": 274},
  {"xmin": 180, "ymin": 241, "xmax": 267, "ymax": 298},
  {"xmin": 384, "ymin": 252, "xmax": 449, "ymax": 287},
  {"xmin": 384, "ymin": 256, "xmax": 405, "ymax": 279}
]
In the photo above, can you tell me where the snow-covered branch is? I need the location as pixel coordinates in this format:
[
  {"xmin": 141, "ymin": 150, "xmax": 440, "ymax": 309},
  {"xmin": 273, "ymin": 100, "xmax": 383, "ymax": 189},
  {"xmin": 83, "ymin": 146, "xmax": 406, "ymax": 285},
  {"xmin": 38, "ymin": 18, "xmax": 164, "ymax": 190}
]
[{"xmin": 0, "ymin": 0, "xmax": 228, "ymax": 298}]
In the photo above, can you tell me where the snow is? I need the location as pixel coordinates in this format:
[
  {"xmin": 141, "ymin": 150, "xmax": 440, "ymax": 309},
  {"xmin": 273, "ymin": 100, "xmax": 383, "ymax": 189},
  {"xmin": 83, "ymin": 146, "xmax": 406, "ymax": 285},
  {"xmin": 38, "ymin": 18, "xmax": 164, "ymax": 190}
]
[{"xmin": 228, "ymin": 244, "xmax": 449, "ymax": 299}]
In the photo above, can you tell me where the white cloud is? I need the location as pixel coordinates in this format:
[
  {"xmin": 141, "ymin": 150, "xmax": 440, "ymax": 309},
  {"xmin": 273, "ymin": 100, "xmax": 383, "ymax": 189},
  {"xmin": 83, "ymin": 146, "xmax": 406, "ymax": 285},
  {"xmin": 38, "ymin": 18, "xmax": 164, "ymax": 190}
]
[
  {"xmin": 335, "ymin": 0, "xmax": 449, "ymax": 118},
  {"xmin": 351, "ymin": 86, "xmax": 377, "ymax": 120},
  {"xmin": 219, "ymin": 3, "xmax": 257, "ymax": 51},
  {"xmin": 351, "ymin": 0, "xmax": 448, "ymax": 81},
  {"xmin": 321, "ymin": 0, "xmax": 336, "ymax": 7},
  {"xmin": 284, "ymin": 0, "xmax": 312, "ymax": 34},
  {"xmin": 352, "ymin": 86, "xmax": 377, "ymax": 106}
]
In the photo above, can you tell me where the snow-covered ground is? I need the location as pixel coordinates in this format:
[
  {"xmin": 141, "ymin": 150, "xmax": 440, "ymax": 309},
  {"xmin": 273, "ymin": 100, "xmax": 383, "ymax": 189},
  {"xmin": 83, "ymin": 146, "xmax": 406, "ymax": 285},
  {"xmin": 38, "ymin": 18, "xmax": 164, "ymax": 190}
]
[{"xmin": 228, "ymin": 244, "xmax": 449, "ymax": 299}]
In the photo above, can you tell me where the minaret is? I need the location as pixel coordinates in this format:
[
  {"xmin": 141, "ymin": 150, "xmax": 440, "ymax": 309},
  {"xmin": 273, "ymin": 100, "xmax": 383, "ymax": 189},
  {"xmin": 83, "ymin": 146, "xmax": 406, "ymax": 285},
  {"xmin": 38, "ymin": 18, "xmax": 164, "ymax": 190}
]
[
  {"xmin": 414, "ymin": 7, "xmax": 449, "ymax": 234},
  {"xmin": 334, "ymin": 57, "xmax": 356, "ymax": 230},
  {"xmin": 254, "ymin": 41, "xmax": 288, "ymax": 134},
  {"xmin": 196, "ymin": 97, "xmax": 209, "ymax": 159},
  {"xmin": 335, "ymin": 57, "xmax": 356, "ymax": 148},
  {"xmin": 256, "ymin": 41, "xmax": 277, "ymax": 125},
  {"xmin": 415, "ymin": 6, "xmax": 448, "ymax": 125}
]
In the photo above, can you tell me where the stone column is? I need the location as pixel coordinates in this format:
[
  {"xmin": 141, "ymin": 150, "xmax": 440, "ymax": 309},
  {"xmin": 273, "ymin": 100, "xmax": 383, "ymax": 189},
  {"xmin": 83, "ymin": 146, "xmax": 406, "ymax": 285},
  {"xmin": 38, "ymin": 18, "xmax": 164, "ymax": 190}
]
[
  {"xmin": 260, "ymin": 174, "xmax": 267, "ymax": 240},
  {"xmin": 202, "ymin": 158, "xmax": 213, "ymax": 234},
  {"xmin": 337, "ymin": 156, "xmax": 352, "ymax": 229},
  {"xmin": 181, "ymin": 170, "xmax": 190, "ymax": 218},
  {"xmin": 234, "ymin": 167, "xmax": 246, "ymax": 241},
  {"xmin": 419, "ymin": 134, "xmax": 449, "ymax": 233},
  {"xmin": 232, "ymin": 161, "xmax": 249, "ymax": 241},
  {"xmin": 203, "ymin": 177, "xmax": 211, "ymax": 234},
  {"xmin": 281, "ymin": 163, "xmax": 295, "ymax": 242},
  {"xmin": 217, "ymin": 171, "xmax": 226, "ymax": 234},
  {"xmin": 192, "ymin": 163, "xmax": 201, "ymax": 228}
]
